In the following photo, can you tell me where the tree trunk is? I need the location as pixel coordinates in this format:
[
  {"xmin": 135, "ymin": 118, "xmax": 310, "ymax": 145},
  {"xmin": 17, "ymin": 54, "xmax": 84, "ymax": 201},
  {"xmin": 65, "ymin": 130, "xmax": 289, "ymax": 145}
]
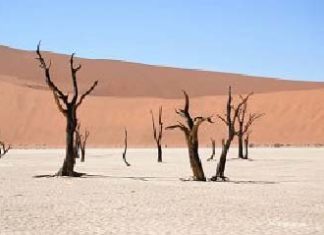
[
  {"xmin": 80, "ymin": 148, "xmax": 85, "ymax": 162},
  {"xmin": 157, "ymin": 143, "xmax": 162, "ymax": 162},
  {"xmin": 57, "ymin": 109, "xmax": 77, "ymax": 176},
  {"xmin": 187, "ymin": 138, "xmax": 206, "ymax": 181},
  {"xmin": 238, "ymin": 134, "xmax": 244, "ymax": 159},
  {"xmin": 244, "ymin": 136, "xmax": 249, "ymax": 159},
  {"xmin": 211, "ymin": 137, "xmax": 232, "ymax": 181}
]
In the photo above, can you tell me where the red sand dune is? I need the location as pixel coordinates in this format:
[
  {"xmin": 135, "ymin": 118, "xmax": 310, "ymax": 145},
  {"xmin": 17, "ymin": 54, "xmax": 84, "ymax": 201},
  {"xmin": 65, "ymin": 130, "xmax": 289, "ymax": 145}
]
[{"xmin": 0, "ymin": 45, "xmax": 324, "ymax": 147}]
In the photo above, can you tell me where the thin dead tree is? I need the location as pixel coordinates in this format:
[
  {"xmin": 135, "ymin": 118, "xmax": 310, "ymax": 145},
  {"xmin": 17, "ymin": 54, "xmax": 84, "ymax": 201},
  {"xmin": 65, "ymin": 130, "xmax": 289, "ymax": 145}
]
[
  {"xmin": 211, "ymin": 87, "xmax": 252, "ymax": 181},
  {"xmin": 150, "ymin": 106, "xmax": 163, "ymax": 162},
  {"xmin": 74, "ymin": 124, "xmax": 81, "ymax": 159},
  {"xmin": 122, "ymin": 128, "xmax": 131, "ymax": 166},
  {"xmin": 237, "ymin": 99, "xmax": 264, "ymax": 159},
  {"xmin": 207, "ymin": 138, "xmax": 216, "ymax": 161},
  {"xmin": 244, "ymin": 131, "xmax": 251, "ymax": 159},
  {"xmin": 80, "ymin": 129, "xmax": 89, "ymax": 162},
  {"xmin": 36, "ymin": 42, "xmax": 98, "ymax": 176},
  {"xmin": 166, "ymin": 91, "xmax": 213, "ymax": 181},
  {"xmin": 0, "ymin": 140, "xmax": 11, "ymax": 159}
]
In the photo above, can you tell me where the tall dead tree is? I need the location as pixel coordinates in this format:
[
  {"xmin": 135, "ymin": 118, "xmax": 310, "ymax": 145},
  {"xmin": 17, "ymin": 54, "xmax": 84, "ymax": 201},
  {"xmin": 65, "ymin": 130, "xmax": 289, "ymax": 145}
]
[
  {"xmin": 0, "ymin": 140, "xmax": 11, "ymax": 159},
  {"xmin": 237, "ymin": 99, "xmax": 264, "ymax": 159},
  {"xmin": 36, "ymin": 42, "xmax": 98, "ymax": 176},
  {"xmin": 122, "ymin": 128, "xmax": 131, "ymax": 166},
  {"xmin": 207, "ymin": 138, "xmax": 216, "ymax": 161},
  {"xmin": 166, "ymin": 91, "xmax": 213, "ymax": 181},
  {"xmin": 150, "ymin": 106, "xmax": 163, "ymax": 162},
  {"xmin": 211, "ymin": 87, "xmax": 252, "ymax": 181}
]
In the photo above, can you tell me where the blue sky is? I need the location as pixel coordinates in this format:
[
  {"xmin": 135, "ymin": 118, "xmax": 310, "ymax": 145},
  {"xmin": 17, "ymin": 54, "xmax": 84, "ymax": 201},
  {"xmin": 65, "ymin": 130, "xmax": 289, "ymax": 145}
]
[{"xmin": 0, "ymin": 0, "xmax": 323, "ymax": 81}]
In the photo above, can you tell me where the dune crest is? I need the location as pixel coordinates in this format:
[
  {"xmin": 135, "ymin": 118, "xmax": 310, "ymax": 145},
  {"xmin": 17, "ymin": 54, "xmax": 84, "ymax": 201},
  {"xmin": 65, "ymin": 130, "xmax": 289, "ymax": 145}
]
[{"xmin": 0, "ymin": 46, "xmax": 323, "ymax": 147}]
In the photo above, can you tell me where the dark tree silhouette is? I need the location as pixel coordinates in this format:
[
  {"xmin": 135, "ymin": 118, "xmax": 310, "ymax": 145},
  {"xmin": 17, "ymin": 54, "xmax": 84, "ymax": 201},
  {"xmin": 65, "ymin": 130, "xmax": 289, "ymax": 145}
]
[
  {"xmin": 36, "ymin": 42, "xmax": 98, "ymax": 176},
  {"xmin": 74, "ymin": 124, "xmax": 81, "ymax": 159},
  {"xmin": 122, "ymin": 128, "xmax": 131, "ymax": 166},
  {"xmin": 150, "ymin": 106, "xmax": 163, "ymax": 162},
  {"xmin": 207, "ymin": 138, "xmax": 216, "ymax": 161},
  {"xmin": 237, "ymin": 98, "xmax": 264, "ymax": 159},
  {"xmin": 75, "ymin": 125, "xmax": 89, "ymax": 162},
  {"xmin": 244, "ymin": 131, "xmax": 251, "ymax": 159},
  {"xmin": 166, "ymin": 91, "xmax": 213, "ymax": 181},
  {"xmin": 211, "ymin": 87, "xmax": 252, "ymax": 181},
  {"xmin": 0, "ymin": 140, "xmax": 11, "ymax": 158}
]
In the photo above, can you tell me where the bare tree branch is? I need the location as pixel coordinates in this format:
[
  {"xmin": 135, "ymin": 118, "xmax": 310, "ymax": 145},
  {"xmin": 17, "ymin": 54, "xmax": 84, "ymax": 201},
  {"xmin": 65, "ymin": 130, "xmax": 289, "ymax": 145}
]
[
  {"xmin": 76, "ymin": 80, "xmax": 98, "ymax": 107},
  {"xmin": 122, "ymin": 128, "xmax": 131, "ymax": 167}
]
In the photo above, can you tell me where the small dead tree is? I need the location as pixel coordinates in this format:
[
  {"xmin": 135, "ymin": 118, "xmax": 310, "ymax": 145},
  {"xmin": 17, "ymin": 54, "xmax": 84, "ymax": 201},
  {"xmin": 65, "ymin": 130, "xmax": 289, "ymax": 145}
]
[
  {"xmin": 166, "ymin": 91, "xmax": 213, "ymax": 181},
  {"xmin": 237, "ymin": 99, "xmax": 264, "ymax": 159},
  {"xmin": 0, "ymin": 140, "xmax": 11, "ymax": 159},
  {"xmin": 122, "ymin": 128, "xmax": 131, "ymax": 166},
  {"xmin": 244, "ymin": 131, "xmax": 251, "ymax": 159},
  {"xmin": 80, "ymin": 130, "xmax": 89, "ymax": 162},
  {"xmin": 74, "ymin": 124, "xmax": 81, "ymax": 159},
  {"xmin": 207, "ymin": 138, "xmax": 216, "ymax": 161},
  {"xmin": 211, "ymin": 87, "xmax": 252, "ymax": 181},
  {"xmin": 36, "ymin": 42, "xmax": 98, "ymax": 176},
  {"xmin": 150, "ymin": 106, "xmax": 163, "ymax": 162}
]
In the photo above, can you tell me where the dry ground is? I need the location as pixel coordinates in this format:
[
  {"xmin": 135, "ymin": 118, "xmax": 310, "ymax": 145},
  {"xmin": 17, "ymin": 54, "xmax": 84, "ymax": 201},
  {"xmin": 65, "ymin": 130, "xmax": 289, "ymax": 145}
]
[{"xmin": 0, "ymin": 148, "xmax": 323, "ymax": 234}]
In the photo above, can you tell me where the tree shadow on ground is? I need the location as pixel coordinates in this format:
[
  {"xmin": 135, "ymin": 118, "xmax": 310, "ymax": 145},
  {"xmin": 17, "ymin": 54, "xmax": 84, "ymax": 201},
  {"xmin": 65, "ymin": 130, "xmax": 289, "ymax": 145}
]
[
  {"xmin": 229, "ymin": 180, "xmax": 278, "ymax": 184},
  {"xmin": 33, "ymin": 174, "xmax": 177, "ymax": 181}
]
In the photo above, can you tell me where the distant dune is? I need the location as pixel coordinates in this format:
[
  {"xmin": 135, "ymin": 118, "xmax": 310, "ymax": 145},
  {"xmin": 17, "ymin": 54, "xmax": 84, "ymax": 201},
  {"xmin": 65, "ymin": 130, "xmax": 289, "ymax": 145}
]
[{"xmin": 0, "ymin": 45, "xmax": 324, "ymax": 147}]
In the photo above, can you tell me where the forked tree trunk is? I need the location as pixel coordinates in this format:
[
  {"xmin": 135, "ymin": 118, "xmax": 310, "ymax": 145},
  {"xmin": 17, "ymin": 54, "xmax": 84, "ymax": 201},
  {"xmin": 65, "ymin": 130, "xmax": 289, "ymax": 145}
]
[
  {"xmin": 36, "ymin": 43, "xmax": 98, "ymax": 177},
  {"xmin": 166, "ymin": 91, "xmax": 212, "ymax": 181},
  {"xmin": 211, "ymin": 86, "xmax": 252, "ymax": 181}
]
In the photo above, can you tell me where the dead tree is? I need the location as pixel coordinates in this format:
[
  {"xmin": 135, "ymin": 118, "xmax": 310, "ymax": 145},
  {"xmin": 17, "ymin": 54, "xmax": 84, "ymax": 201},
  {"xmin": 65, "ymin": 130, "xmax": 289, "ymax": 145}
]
[
  {"xmin": 74, "ymin": 124, "xmax": 81, "ymax": 159},
  {"xmin": 244, "ymin": 132, "xmax": 251, "ymax": 159},
  {"xmin": 80, "ymin": 130, "xmax": 89, "ymax": 162},
  {"xmin": 166, "ymin": 91, "xmax": 213, "ymax": 181},
  {"xmin": 237, "ymin": 98, "xmax": 264, "ymax": 159},
  {"xmin": 207, "ymin": 138, "xmax": 216, "ymax": 161},
  {"xmin": 36, "ymin": 42, "xmax": 98, "ymax": 176},
  {"xmin": 122, "ymin": 128, "xmax": 131, "ymax": 166},
  {"xmin": 76, "ymin": 126, "xmax": 89, "ymax": 162},
  {"xmin": 211, "ymin": 87, "xmax": 252, "ymax": 181},
  {"xmin": 150, "ymin": 106, "xmax": 163, "ymax": 162},
  {"xmin": 0, "ymin": 140, "xmax": 11, "ymax": 159}
]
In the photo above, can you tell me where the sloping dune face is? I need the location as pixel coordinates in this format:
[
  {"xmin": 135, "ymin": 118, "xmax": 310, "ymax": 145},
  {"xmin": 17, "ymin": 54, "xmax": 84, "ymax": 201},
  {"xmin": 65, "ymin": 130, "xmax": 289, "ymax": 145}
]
[{"xmin": 0, "ymin": 46, "xmax": 324, "ymax": 147}]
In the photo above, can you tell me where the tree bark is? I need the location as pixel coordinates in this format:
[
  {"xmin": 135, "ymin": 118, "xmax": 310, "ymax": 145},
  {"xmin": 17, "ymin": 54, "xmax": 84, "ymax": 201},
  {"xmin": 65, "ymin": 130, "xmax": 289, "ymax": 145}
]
[
  {"xmin": 187, "ymin": 137, "xmax": 206, "ymax": 181},
  {"xmin": 166, "ymin": 91, "xmax": 212, "ymax": 181},
  {"xmin": 238, "ymin": 133, "xmax": 244, "ymax": 159},
  {"xmin": 57, "ymin": 108, "xmax": 77, "ymax": 176},
  {"xmin": 157, "ymin": 144, "xmax": 162, "ymax": 162},
  {"xmin": 244, "ymin": 135, "xmax": 249, "ymax": 159},
  {"xmin": 80, "ymin": 148, "xmax": 85, "ymax": 162},
  {"xmin": 213, "ymin": 138, "xmax": 231, "ymax": 180}
]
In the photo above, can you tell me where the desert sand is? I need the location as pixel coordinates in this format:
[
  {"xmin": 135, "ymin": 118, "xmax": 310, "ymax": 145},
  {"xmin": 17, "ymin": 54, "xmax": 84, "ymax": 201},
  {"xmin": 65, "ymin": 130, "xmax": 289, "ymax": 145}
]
[
  {"xmin": 0, "ymin": 148, "xmax": 323, "ymax": 234},
  {"xmin": 0, "ymin": 46, "xmax": 324, "ymax": 147}
]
